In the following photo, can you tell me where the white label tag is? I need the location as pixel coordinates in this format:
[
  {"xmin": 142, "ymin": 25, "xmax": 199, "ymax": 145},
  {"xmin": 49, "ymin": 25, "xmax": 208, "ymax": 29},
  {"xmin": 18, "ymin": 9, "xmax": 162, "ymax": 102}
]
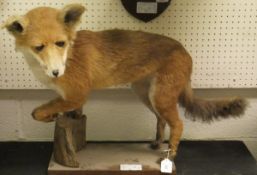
[
  {"xmin": 136, "ymin": 2, "xmax": 157, "ymax": 14},
  {"xmin": 157, "ymin": 0, "xmax": 169, "ymax": 2},
  {"xmin": 161, "ymin": 158, "xmax": 173, "ymax": 173},
  {"xmin": 120, "ymin": 164, "xmax": 142, "ymax": 171}
]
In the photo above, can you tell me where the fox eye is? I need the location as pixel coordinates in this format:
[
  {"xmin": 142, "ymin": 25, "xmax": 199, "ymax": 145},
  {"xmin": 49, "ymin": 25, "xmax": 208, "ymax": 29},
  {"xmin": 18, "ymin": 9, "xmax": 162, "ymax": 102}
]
[
  {"xmin": 34, "ymin": 45, "xmax": 44, "ymax": 52},
  {"xmin": 55, "ymin": 41, "xmax": 65, "ymax": 47}
]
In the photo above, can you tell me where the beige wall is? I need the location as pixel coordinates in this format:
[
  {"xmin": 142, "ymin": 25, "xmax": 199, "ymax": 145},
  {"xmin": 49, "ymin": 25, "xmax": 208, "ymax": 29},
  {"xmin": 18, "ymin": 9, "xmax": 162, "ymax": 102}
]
[{"xmin": 0, "ymin": 89, "xmax": 256, "ymax": 159}]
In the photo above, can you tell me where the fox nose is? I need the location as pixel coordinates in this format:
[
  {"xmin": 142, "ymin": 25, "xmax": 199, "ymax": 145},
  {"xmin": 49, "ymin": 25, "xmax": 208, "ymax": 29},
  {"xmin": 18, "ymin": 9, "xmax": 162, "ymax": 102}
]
[{"xmin": 52, "ymin": 70, "xmax": 59, "ymax": 77}]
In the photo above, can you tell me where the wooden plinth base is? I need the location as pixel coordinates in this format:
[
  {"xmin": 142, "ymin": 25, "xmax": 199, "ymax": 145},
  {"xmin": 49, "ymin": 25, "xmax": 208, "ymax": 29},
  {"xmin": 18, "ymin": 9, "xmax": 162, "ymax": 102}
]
[{"xmin": 48, "ymin": 143, "xmax": 176, "ymax": 175}]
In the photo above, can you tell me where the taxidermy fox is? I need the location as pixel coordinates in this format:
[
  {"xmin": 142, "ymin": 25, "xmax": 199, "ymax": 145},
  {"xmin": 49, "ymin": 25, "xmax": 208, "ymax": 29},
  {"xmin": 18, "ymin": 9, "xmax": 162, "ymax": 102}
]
[{"xmin": 2, "ymin": 4, "xmax": 247, "ymax": 158}]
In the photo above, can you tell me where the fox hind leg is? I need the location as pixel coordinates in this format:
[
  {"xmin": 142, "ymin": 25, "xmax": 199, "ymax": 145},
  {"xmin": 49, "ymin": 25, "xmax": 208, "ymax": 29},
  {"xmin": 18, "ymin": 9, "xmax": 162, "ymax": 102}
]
[
  {"xmin": 148, "ymin": 71, "xmax": 186, "ymax": 159},
  {"xmin": 132, "ymin": 77, "xmax": 167, "ymax": 150}
]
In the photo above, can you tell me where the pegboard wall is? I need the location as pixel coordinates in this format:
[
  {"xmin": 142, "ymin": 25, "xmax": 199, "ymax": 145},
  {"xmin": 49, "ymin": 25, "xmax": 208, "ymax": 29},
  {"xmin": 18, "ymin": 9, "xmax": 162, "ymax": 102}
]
[{"xmin": 0, "ymin": 0, "xmax": 256, "ymax": 89}]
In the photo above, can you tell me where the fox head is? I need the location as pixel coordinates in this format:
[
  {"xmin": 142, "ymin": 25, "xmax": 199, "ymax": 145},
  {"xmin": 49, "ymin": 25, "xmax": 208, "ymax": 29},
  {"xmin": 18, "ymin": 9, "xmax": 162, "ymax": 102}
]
[{"xmin": 2, "ymin": 4, "xmax": 85, "ymax": 78}]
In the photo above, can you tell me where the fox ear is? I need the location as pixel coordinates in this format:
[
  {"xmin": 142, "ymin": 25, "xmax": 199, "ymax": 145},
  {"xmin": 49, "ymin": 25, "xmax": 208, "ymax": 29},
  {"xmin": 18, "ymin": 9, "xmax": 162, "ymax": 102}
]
[
  {"xmin": 60, "ymin": 4, "xmax": 86, "ymax": 28},
  {"xmin": 1, "ymin": 16, "xmax": 29, "ymax": 36}
]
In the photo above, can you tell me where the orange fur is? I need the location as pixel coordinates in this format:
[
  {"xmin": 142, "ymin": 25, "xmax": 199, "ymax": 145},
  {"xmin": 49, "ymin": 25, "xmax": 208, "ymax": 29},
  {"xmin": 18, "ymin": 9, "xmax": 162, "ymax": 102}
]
[{"xmin": 2, "ymin": 4, "xmax": 247, "ymax": 158}]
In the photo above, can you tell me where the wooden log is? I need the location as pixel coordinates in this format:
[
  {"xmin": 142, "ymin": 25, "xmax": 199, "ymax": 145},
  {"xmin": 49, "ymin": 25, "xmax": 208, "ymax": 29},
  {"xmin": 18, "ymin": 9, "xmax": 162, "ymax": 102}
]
[{"xmin": 53, "ymin": 109, "xmax": 86, "ymax": 167}]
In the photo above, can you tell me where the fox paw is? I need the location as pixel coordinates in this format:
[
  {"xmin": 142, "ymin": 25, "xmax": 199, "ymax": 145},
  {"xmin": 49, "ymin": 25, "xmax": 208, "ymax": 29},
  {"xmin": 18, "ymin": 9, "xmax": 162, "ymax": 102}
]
[
  {"xmin": 150, "ymin": 141, "xmax": 161, "ymax": 150},
  {"xmin": 31, "ymin": 108, "xmax": 58, "ymax": 122}
]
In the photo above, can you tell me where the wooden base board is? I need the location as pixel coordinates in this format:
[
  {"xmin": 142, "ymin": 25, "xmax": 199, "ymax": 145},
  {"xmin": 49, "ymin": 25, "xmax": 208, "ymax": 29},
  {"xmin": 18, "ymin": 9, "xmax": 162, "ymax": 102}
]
[{"xmin": 48, "ymin": 143, "xmax": 176, "ymax": 175}]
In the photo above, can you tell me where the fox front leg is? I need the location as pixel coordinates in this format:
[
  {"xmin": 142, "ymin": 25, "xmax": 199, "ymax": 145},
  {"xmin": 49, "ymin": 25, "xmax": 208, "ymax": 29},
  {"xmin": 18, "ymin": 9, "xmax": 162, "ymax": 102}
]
[
  {"xmin": 32, "ymin": 107, "xmax": 58, "ymax": 122},
  {"xmin": 32, "ymin": 97, "xmax": 86, "ymax": 122}
]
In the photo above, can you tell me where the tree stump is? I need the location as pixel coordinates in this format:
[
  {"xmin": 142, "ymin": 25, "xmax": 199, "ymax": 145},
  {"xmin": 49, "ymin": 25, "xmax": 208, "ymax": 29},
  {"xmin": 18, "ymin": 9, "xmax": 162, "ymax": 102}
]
[{"xmin": 53, "ymin": 109, "xmax": 86, "ymax": 167}]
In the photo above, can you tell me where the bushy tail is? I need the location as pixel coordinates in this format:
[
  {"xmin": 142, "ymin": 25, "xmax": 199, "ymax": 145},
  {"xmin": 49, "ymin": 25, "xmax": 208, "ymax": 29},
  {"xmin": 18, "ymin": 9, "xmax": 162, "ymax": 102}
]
[{"xmin": 179, "ymin": 84, "xmax": 248, "ymax": 122}]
